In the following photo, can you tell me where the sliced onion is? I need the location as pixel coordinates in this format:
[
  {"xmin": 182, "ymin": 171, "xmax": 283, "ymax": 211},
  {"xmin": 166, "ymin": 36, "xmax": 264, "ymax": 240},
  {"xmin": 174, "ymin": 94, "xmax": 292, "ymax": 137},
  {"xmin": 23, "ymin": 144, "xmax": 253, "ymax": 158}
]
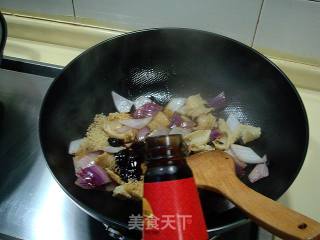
[
  {"xmin": 230, "ymin": 144, "xmax": 266, "ymax": 164},
  {"xmin": 169, "ymin": 127, "xmax": 191, "ymax": 136},
  {"xmin": 68, "ymin": 138, "xmax": 83, "ymax": 154},
  {"xmin": 105, "ymin": 146, "xmax": 126, "ymax": 153},
  {"xmin": 132, "ymin": 102, "xmax": 163, "ymax": 118},
  {"xmin": 169, "ymin": 112, "xmax": 195, "ymax": 129},
  {"xmin": 169, "ymin": 112, "xmax": 183, "ymax": 128},
  {"xmin": 111, "ymin": 91, "xmax": 133, "ymax": 113},
  {"xmin": 73, "ymin": 152, "xmax": 100, "ymax": 173},
  {"xmin": 210, "ymin": 129, "xmax": 221, "ymax": 141},
  {"xmin": 248, "ymin": 163, "xmax": 269, "ymax": 183},
  {"xmin": 207, "ymin": 91, "xmax": 226, "ymax": 110},
  {"xmin": 224, "ymin": 149, "xmax": 247, "ymax": 169},
  {"xmin": 166, "ymin": 98, "xmax": 186, "ymax": 112},
  {"xmin": 75, "ymin": 165, "xmax": 111, "ymax": 189},
  {"xmin": 137, "ymin": 127, "xmax": 150, "ymax": 141},
  {"xmin": 105, "ymin": 182, "xmax": 117, "ymax": 192},
  {"xmin": 262, "ymin": 154, "xmax": 267, "ymax": 163},
  {"xmin": 119, "ymin": 117, "xmax": 152, "ymax": 129},
  {"xmin": 149, "ymin": 128, "xmax": 170, "ymax": 137},
  {"xmin": 134, "ymin": 96, "xmax": 152, "ymax": 108},
  {"xmin": 226, "ymin": 114, "xmax": 240, "ymax": 133}
]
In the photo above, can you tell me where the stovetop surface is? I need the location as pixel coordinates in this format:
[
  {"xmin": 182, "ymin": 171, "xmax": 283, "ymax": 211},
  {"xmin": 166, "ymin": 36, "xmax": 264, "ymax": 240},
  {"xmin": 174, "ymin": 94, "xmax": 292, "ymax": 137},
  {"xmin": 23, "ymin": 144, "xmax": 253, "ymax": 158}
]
[{"xmin": 0, "ymin": 68, "xmax": 109, "ymax": 240}]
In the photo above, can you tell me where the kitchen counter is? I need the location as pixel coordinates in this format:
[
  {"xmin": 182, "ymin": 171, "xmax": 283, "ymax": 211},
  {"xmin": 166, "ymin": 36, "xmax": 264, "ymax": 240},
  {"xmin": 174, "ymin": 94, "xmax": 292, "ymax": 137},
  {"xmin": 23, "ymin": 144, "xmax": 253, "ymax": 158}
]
[
  {"xmin": 278, "ymin": 88, "xmax": 320, "ymax": 219},
  {"xmin": 0, "ymin": 68, "xmax": 110, "ymax": 240}
]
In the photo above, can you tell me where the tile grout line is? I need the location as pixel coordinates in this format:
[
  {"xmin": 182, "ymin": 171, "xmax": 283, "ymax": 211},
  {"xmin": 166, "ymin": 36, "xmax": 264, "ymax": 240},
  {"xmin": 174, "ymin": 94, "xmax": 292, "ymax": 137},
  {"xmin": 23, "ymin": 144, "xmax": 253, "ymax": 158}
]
[
  {"xmin": 251, "ymin": 0, "xmax": 265, "ymax": 47},
  {"xmin": 71, "ymin": 0, "xmax": 76, "ymax": 20},
  {"xmin": 3, "ymin": 12, "xmax": 127, "ymax": 33}
]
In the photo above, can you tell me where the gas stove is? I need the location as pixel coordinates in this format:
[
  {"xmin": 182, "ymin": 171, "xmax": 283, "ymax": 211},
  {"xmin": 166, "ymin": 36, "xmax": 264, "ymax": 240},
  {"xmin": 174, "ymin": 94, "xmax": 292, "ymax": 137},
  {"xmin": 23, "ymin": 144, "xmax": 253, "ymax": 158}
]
[{"xmin": 0, "ymin": 57, "xmax": 268, "ymax": 240}]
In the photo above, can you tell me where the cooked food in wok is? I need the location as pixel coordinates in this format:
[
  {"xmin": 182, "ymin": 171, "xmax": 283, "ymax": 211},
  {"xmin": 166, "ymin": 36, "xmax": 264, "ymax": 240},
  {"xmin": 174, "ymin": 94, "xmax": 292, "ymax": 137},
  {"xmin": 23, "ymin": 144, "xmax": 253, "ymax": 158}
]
[{"xmin": 69, "ymin": 91, "xmax": 267, "ymax": 199}]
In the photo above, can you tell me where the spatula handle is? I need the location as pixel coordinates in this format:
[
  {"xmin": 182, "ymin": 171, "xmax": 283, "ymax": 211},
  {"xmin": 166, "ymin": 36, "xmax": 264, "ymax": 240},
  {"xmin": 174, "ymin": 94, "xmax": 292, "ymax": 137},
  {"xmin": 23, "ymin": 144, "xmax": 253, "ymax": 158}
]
[{"xmin": 216, "ymin": 177, "xmax": 320, "ymax": 240}]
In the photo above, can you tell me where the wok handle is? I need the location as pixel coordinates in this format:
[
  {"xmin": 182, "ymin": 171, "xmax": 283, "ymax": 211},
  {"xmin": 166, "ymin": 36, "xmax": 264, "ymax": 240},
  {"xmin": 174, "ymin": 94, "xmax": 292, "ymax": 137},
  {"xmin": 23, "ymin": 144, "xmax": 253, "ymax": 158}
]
[{"xmin": 216, "ymin": 176, "xmax": 320, "ymax": 240}]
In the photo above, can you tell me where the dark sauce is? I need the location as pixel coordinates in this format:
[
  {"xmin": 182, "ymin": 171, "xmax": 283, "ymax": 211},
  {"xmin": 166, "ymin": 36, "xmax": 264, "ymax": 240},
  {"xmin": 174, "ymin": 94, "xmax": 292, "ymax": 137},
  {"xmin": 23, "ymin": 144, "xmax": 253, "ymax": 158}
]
[
  {"xmin": 114, "ymin": 142, "xmax": 145, "ymax": 182},
  {"xmin": 108, "ymin": 137, "xmax": 124, "ymax": 147}
]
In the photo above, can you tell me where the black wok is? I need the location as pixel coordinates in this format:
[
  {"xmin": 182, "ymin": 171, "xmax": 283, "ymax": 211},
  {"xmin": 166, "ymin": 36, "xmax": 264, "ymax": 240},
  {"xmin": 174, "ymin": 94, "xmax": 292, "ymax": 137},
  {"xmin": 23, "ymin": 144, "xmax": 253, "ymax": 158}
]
[{"xmin": 39, "ymin": 28, "xmax": 308, "ymax": 238}]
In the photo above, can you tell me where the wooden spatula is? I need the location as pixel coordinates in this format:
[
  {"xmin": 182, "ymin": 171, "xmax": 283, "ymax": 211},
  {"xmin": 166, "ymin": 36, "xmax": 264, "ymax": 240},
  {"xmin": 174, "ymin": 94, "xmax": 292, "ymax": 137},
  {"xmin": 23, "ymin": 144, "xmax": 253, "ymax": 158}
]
[{"xmin": 187, "ymin": 150, "xmax": 320, "ymax": 240}]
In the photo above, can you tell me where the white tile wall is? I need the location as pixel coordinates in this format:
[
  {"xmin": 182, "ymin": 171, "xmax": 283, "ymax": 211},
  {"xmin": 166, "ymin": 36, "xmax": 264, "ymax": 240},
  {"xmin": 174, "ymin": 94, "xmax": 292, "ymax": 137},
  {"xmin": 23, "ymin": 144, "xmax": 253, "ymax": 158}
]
[
  {"xmin": 253, "ymin": 0, "xmax": 320, "ymax": 65},
  {"xmin": 2, "ymin": 0, "xmax": 319, "ymax": 65},
  {"xmin": 0, "ymin": 0, "xmax": 74, "ymax": 17},
  {"xmin": 74, "ymin": 0, "xmax": 263, "ymax": 45}
]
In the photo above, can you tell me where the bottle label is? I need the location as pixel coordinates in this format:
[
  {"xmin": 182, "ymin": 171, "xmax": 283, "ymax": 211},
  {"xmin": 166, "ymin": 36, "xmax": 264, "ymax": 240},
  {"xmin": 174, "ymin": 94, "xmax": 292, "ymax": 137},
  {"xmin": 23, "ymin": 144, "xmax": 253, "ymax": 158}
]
[{"xmin": 143, "ymin": 177, "xmax": 208, "ymax": 240}]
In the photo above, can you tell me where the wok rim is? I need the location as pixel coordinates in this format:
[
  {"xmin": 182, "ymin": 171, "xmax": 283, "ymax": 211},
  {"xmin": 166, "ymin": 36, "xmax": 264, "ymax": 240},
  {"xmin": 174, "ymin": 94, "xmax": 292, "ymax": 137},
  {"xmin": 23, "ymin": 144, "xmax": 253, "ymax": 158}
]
[
  {"xmin": 39, "ymin": 27, "xmax": 309, "ymax": 234},
  {"xmin": 0, "ymin": 11, "xmax": 7, "ymax": 61}
]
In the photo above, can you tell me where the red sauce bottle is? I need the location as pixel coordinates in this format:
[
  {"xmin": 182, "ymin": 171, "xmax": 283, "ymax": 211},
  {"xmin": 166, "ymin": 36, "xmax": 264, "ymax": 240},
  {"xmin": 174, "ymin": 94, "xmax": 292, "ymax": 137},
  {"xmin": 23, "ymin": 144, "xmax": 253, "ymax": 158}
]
[{"xmin": 143, "ymin": 135, "xmax": 208, "ymax": 240}]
